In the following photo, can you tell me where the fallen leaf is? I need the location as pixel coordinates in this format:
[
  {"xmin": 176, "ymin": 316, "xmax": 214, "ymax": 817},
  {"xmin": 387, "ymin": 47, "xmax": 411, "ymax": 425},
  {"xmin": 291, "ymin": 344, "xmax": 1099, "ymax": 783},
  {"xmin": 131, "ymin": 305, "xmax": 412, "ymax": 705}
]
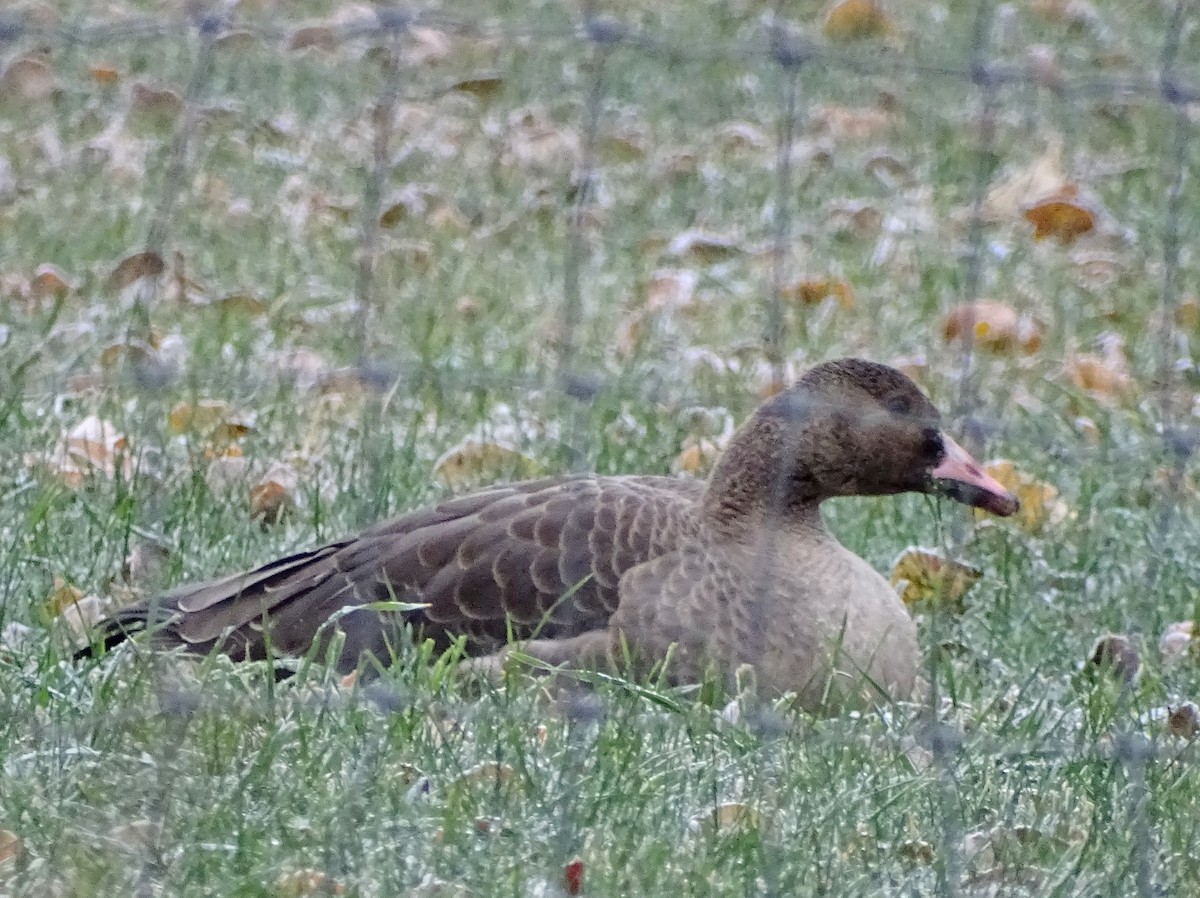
[
  {"xmin": 30, "ymin": 263, "xmax": 72, "ymax": 299},
  {"xmin": 289, "ymin": 25, "xmax": 339, "ymax": 52},
  {"xmin": 667, "ymin": 229, "xmax": 744, "ymax": 264},
  {"xmin": 1088, "ymin": 634, "xmax": 1139, "ymax": 684},
  {"xmin": 251, "ymin": 462, "xmax": 299, "ymax": 525},
  {"xmin": 782, "ymin": 276, "xmax": 855, "ymax": 309},
  {"xmin": 449, "ymin": 74, "xmax": 503, "ymax": 101},
  {"xmin": 107, "ymin": 250, "xmax": 165, "ymax": 291},
  {"xmin": 129, "ymin": 82, "xmax": 183, "ymax": 124},
  {"xmin": 1167, "ymin": 702, "xmax": 1200, "ymax": 739},
  {"xmin": 941, "ymin": 301, "xmax": 1043, "ymax": 354},
  {"xmin": 0, "ymin": 54, "xmax": 59, "ymax": 103},
  {"xmin": 213, "ymin": 292, "xmax": 269, "ymax": 316},
  {"xmin": 823, "ymin": 0, "xmax": 894, "ymax": 40},
  {"xmin": 434, "ymin": 440, "xmax": 542, "ymax": 490},
  {"xmin": 1066, "ymin": 352, "xmax": 1131, "ymax": 401},
  {"xmin": 715, "ymin": 121, "xmax": 769, "ymax": 152},
  {"xmin": 890, "ymin": 548, "xmax": 982, "ymax": 612},
  {"xmin": 1024, "ymin": 185, "xmax": 1097, "ymax": 245},
  {"xmin": 213, "ymin": 30, "xmax": 261, "ymax": 52},
  {"xmin": 976, "ymin": 460, "xmax": 1068, "ymax": 530},
  {"xmin": 88, "ymin": 63, "xmax": 120, "ymax": 85},
  {"xmin": 563, "ymin": 858, "xmax": 584, "ymax": 896}
]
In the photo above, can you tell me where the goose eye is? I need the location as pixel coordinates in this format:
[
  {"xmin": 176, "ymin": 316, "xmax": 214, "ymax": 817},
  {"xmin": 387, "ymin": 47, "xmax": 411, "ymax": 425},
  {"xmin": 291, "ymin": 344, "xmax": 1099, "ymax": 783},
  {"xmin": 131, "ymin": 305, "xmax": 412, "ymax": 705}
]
[{"xmin": 885, "ymin": 395, "xmax": 912, "ymax": 416}]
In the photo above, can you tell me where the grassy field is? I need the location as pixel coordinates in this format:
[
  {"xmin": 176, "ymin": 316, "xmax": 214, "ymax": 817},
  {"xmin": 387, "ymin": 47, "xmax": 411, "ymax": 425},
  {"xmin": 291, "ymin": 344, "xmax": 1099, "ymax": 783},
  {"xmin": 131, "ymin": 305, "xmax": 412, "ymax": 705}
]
[{"xmin": 2, "ymin": 0, "xmax": 1200, "ymax": 894}]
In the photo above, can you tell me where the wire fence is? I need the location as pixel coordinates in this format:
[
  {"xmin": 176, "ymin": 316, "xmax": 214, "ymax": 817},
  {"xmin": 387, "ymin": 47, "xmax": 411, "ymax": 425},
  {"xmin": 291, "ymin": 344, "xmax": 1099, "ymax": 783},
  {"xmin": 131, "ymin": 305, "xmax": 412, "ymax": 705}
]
[{"xmin": 2, "ymin": 2, "xmax": 1199, "ymax": 896}]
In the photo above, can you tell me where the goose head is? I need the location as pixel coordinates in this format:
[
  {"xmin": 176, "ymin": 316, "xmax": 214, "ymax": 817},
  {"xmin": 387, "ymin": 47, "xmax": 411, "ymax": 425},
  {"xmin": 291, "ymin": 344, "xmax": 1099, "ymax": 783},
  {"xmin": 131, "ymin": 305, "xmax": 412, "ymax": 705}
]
[{"xmin": 703, "ymin": 358, "xmax": 1019, "ymax": 528}]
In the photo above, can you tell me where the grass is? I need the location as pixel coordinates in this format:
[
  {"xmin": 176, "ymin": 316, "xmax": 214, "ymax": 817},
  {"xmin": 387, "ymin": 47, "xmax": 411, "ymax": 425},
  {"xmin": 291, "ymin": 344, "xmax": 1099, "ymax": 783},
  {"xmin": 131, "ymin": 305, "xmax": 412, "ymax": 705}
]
[{"xmin": 2, "ymin": 0, "xmax": 1200, "ymax": 894}]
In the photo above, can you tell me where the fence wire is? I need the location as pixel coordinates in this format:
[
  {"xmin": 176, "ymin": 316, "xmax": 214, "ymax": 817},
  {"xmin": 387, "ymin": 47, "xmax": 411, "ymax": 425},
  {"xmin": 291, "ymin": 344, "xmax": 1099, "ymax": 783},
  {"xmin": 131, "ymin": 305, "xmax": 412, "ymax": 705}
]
[{"xmin": 1, "ymin": 2, "xmax": 1198, "ymax": 897}]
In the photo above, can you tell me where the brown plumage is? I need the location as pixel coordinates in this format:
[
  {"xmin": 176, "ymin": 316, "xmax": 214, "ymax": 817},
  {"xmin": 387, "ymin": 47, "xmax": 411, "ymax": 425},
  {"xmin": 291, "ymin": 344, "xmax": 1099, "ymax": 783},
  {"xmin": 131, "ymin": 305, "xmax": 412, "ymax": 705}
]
[{"xmin": 85, "ymin": 359, "xmax": 1018, "ymax": 711}]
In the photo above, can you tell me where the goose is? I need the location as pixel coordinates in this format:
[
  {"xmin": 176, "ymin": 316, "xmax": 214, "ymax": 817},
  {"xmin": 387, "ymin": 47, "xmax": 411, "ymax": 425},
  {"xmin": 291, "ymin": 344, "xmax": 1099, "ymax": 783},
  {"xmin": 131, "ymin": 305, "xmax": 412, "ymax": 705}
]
[{"xmin": 85, "ymin": 359, "xmax": 1017, "ymax": 711}]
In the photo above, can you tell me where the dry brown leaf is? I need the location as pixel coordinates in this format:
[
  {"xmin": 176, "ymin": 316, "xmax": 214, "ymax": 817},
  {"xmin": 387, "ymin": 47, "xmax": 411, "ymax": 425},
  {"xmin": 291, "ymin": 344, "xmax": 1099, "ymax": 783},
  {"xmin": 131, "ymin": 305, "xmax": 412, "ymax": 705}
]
[
  {"xmin": 449, "ymin": 74, "xmax": 504, "ymax": 101},
  {"xmin": 1167, "ymin": 702, "xmax": 1200, "ymax": 739},
  {"xmin": 211, "ymin": 292, "xmax": 268, "ymax": 316},
  {"xmin": 1066, "ymin": 353, "xmax": 1131, "ymax": 401},
  {"xmin": 129, "ymin": 82, "xmax": 183, "ymax": 124},
  {"xmin": 782, "ymin": 276, "xmax": 855, "ymax": 309},
  {"xmin": 823, "ymin": 0, "xmax": 894, "ymax": 40},
  {"xmin": 689, "ymin": 802, "xmax": 767, "ymax": 834},
  {"xmin": 890, "ymin": 548, "xmax": 982, "ymax": 612},
  {"xmin": 667, "ymin": 229, "xmax": 744, "ymax": 264},
  {"xmin": 30, "ymin": 263, "xmax": 72, "ymax": 299},
  {"xmin": 976, "ymin": 460, "xmax": 1068, "ymax": 530},
  {"xmin": 941, "ymin": 301, "xmax": 1043, "ymax": 354},
  {"xmin": 0, "ymin": 54, "xmax": 59, "ymax": 103},
  {"xmin": 289, "ymin": 25, "xmax": 339, "ymax": 52},
  {"xmin": 1088, "ymin": 634, "xmax": 1139, "ymax": 683},
  {"xmin": 250, "ymin": 463, "xmax": 299, "ymax": 526},
  {"xmin": 434, "ymin": 440, "xmax": 542, "ymax": 490},
  {"xmin": 1024, "ymin": 185, "xmax": 1096, "ymax": 245},
  {"xmin": 88, "ymin": 63, "xmax": 120, "ymax": 85},
  {"xmin": 107, "ymin": 250, "xmax": 165, "ymax": 291},
  {"xmin": 715, "ymin": 122, "xmax": 769, "ymax": 152},
  {"xmin": 213, "ymin": 30, "xmax": 261, "ymax": 52},
  {"xmin": 273, "ymin": 869, "xmax": 345, "ymax": 897}
]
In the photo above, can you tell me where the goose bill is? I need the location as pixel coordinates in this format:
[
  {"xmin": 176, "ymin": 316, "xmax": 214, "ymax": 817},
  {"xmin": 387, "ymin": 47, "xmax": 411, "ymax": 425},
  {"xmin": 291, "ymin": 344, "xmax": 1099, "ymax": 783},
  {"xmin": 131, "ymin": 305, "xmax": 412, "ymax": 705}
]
[{"xmin": 931, "ymin": 435, "xmax": 1020, "ymax": 517}]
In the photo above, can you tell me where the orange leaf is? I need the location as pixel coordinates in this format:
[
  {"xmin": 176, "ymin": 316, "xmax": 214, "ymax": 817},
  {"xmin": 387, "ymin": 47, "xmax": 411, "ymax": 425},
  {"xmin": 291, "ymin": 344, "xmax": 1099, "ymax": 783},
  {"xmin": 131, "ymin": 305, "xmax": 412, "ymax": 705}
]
[
  {"xmin": 889, "ymin": 548, "xmax": 982, "ymax": 612},
  {"xmin": 1023, "ymin": 186, "xmax": 1096, "ymax": 245},
  {"xmin": 941, "ymin": 301, "xmax": 1042, "ymax": 354},
  {"xmin": 88, "ymin": 63, "xmax": 120, "ymax": 85},
  {"xmin": 823, "ymin": 0, "xmax": 894, "ymax": 40}
]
